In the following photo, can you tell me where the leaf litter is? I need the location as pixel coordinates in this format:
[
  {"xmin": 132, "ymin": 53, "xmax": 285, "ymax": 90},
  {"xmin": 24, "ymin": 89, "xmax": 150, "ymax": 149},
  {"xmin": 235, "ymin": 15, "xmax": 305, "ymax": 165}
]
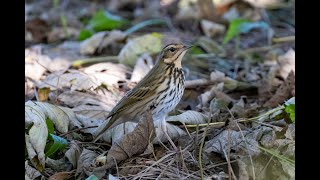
[{"xmin": 25, "ymin": 0, "xmax": 295, "ymax": 179}]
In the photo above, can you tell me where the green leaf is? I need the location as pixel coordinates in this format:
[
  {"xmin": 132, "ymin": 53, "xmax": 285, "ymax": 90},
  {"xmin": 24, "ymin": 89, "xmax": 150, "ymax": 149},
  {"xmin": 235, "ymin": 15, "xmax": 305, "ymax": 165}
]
[
  {"xmin": 45, "ymin": 118, "xmax": 54, "ymax": 134},
  {"xmin": 284, "ymin": 97, "xmax": 295, "ymax": 122},
  {"xmin": 223, "ymin": 18, "xmax": 269, "ymax": 45},
  {"xmin": 189, "ymin": 46, "xmax": 205, "ymax": 54},
  {"xmin": 285, "ymin": 104, "xmax": 295, "ymax": 122},
  {"xmin": 89, "ymin": 10, "xmax": 128, "ymax": 32},
  {"xmin": 86, "ymin": 175, "xmax": 99, "ymax": 180},
  {"xmin": 45, "ymin": 134, "xmax": 68, "ymax": 158},
  {"xmin": 78, "ymin": 29, "xmax": 93, "ymax": 40}
]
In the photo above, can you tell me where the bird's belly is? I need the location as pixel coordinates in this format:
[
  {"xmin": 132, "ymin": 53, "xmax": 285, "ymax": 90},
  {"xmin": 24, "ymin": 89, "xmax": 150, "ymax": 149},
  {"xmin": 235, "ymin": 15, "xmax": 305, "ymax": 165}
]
[{"xmin": 152, "ymin": 77, "xmax": 185, "ymax": 122}]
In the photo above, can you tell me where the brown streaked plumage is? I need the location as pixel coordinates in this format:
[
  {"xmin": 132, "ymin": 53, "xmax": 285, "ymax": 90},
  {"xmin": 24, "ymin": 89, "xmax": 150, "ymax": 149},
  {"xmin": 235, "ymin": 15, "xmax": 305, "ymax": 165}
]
[{"xmin": 93, "ymin": 43, "xmax": 192, "ymax": 149}]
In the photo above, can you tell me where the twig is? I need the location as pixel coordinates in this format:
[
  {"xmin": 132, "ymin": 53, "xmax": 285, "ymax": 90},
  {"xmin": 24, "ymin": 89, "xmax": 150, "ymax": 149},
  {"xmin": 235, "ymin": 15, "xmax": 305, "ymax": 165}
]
[
  {"xmin": 227, "ymin": 107, "xmax": 255, "ymax": 180},
  {"xmin": 72, "ymin": 56, "xmax": 119, "ymax": 68},
  {"xmin": 135, "ymin": 152, "xmax": 176, "ymax": 180},
  {"xmin": 199, "ymin": 109, "xmax": 213, "ymax": 180},
  {"xmin": 222, "ymin": 149, "xmax": 237, "ymax": 180},
  {"xmin": 272, "ymin": 36, "xmax": 295, "ymax": 43},
  {"xmin": 185, "ymin": 105, "xmax": 284, "ymax": 128},
  {"xmin": 60, "ymin": 125, "xmax": 98, "ymax": 137}
]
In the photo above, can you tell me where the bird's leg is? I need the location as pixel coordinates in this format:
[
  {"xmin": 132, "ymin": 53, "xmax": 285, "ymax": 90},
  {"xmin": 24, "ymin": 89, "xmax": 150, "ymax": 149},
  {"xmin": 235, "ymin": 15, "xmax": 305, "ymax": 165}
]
[{"xmin": 161, "ymin": 118, "xmax": 178, "ymax": 151}]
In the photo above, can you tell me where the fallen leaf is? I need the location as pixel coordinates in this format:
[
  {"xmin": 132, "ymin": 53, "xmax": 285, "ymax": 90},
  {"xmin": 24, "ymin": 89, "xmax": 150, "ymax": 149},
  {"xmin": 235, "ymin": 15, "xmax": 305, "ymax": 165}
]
[
  {"xmin": 204, "ymin": 127, "xmax": 267, "ymax": 157},
  {"xmin": 48, "ymin": 171, "xmax": 73, "ymax": 180},
  {"xmin": 88, "ymin": 10, "xmax": 128, "ymax": 32},
  {"xmin": 82, "ymin": 62, "xmax": 129, "ymax": 88},
  {"xmin": 201, "ymin": 20, "xmax": 226, "ymax": 38},
  {"xmin": 25, "ymin": 18, "xmax": 49, "ymax": 43},
  {"xmin": 38, "ymin": 88, "xmax": 50, "ymax": 102},
  {"xmin": 76, "ymin": 149, "xmax": 106, "ymax": 179},
  {"xmin": 264, "ymin": 71, "xmax": 295, "ymax": 107},
  {"xmin": 166, "ymin": 110, "xmax": 209, "ymax": 124},
  {"xmin": 65, "ymin": 141, "xmax": 82, "ymax": 168},
  {"xmin": 80, "ymin": 30, "xmax": 126, "ymax": 55},
  {"xmin": 25, "ymin": 101, "xmax": 80, "ymax": 168},
  {"xmin": 130, "ymin": 53, "xmax": 154, "ymax": 83},
  {"xmin": 277, "ymin": 49, "xmax": 295, "ymax": 79},
  {"xmin": 105, "ymin": 111, "xmax": 156, "ymax": 168},
  {"xmin": 155, "ymin": 122, "xmax": 186, "ymax": 144},
  {"xmin": 210, "ymin": 70, "xmax": 226, "ymax": 82},
  {"xmin": 118, "ymin": 33, "xmax": 163, "ymax": 66},
  {"xmin": 25, "ymin": 48, "xmax": 51, "ymax": 81},
  {"xmin": 46, "ymin": 157, "xmax": 69, "ymax": 171},
  {"xmin": 38, "ymin": 69, "xmax": 97, "ymax": 91},
  {"xmin": 25, "ymin": 161, "xmax": 41, "ymax": 180},
  {"xmin": 57, "ymin": 90, "xmax": 118, "ymax": 117}
]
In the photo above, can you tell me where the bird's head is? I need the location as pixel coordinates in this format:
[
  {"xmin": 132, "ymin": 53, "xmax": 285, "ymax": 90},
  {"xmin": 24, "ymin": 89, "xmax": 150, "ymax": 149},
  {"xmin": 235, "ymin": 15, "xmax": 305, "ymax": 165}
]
[{"xmin": 158, "ymin": 43, "xmax": 192, "ymax": 68}]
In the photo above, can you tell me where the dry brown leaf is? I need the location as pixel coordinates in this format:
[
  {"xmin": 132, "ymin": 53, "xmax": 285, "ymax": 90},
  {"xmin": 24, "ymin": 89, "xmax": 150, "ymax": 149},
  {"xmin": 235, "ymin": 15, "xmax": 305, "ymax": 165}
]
[
  {"xmin": 38, "ymin": 69, "xmax": 97, "ymax": 91},
  {"xmin": 25, "ymin": 48, "xmax": 51, "ymax": 81},
  {"xmin": 154, "ymin": 122, "xmax": 186, "ymax": 144},
  {"xmin": 166, "ymin": 110, "xmax": 209, "ymax": 124},
  {"xmin": 38, "ymin": 87, "xmax": 50, "ymax": 102},
  {"xmin": 82, "ymin": 62, "xmax": 129, "ymax": 88},
  {"xmin": 65, "ymin": 141, "xmax": 82, "ymax": 168},
  {"xmin": 76, "ymin": 148, "xmax": 106, "ymax": 179},
  {"xmin": 25, "ymin": 18, "xmax": 49, "ymax": 43},
  {"xmin": 105, "ymin": 111, "xmax": 156, "ymax": 168},
  {"xmin": 48, "ymin": 171, "xmax": 73, "ymax": 180},
  {"xmin": 130, "ymin": 53, "xmax": 154, "ymax": 83},
  {"xmin": 200, "ymin": 83, "xmax": 235, "ymax": 109},
  {"xmin": 57, "ymin": 90, "xmax": 118, "ymax": 119},
  {"xmin": 204, "ymin": 126, "xmax": 270, "ymax": 157},
  {"xmin": 25, "ymin": 161, "xmax": 41, "ymax": 180},
  {"xmin": 264, "ymin": 71, "xmax": 295, "ymax": 107}
]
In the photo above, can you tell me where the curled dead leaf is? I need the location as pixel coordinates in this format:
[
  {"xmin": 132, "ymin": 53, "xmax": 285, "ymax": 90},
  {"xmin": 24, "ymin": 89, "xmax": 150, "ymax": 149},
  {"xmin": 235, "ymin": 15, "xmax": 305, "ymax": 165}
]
[
  {"xmin": 65, "ymin": 141, "xmax": 82, "ymax": 169},
  {"xmin": 76, "ymin": 148, "xmax": 105, "ymax": 179},
  {"xmin": 105, "ymin": 111, "xmax": 156, "ymax": 168},
  {"xmin": 166, "ymin": 110, "xmax": 209, "ymax": 124},
  {"xmin": 25, "ymin": 161, "xmax": 41, "ymax": 180}
]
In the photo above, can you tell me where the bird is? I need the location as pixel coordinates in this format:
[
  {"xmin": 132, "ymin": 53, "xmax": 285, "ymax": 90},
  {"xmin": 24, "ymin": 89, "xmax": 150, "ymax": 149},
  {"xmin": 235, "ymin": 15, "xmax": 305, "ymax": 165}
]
[{"xmin": 93, "ymin": 43, "xmax": 192, "ymax": 150}]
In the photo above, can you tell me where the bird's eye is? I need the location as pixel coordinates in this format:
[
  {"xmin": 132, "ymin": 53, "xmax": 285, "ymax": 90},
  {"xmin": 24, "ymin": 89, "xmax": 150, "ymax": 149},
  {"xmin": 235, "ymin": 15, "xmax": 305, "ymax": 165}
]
[{"xmin": 169, "ymin": 47, "xmax": 176, "ymax": 52}]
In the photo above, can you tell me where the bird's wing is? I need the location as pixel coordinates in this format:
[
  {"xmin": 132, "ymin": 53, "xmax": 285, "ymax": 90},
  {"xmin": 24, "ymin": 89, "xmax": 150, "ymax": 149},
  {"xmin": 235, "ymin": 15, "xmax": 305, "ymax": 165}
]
[
  {"xmin": 92, "ymin": 85, "xmax": 157, "ymax": 142},
  {"xmin": 106, "ymin": 85, "xmax": 156, "ymax": 119}
]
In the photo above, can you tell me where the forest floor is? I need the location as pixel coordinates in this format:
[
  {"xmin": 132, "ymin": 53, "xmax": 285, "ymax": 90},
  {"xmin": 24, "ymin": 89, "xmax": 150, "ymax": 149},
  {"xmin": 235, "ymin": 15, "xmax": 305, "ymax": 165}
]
[{"xmin": 25, "ymin": 0, "xmax": 295, "ymax": 179}]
